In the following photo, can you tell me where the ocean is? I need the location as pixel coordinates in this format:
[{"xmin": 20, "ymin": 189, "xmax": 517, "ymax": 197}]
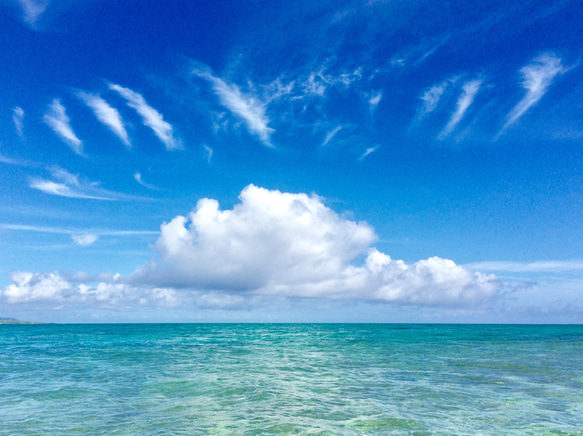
[{"xmin": 1, "ymin": 324, "xmax": 581, "ymax": 435}]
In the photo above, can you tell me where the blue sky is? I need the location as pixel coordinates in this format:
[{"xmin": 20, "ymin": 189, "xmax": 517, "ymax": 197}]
[{"xmin": 1, "ymin": 0, "xmax": 582, "ymax": 323}]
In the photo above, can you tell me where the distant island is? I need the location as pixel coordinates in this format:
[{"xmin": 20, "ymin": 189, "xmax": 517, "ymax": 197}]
[{"xmin": 0, "ymin": 317, "xmax": 45, "ymax": 324}]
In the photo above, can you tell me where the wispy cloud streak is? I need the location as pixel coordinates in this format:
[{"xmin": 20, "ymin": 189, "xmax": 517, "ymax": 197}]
[
  {"xmin": 0, "ymin": 154, "xmax": 17, "ymax": 165},
  {"xmin": 77, "ymin": 91, "xmax": 130, "ymax": 147},
  {"xmin": 30, "ymin": 179, "xmax": 110, "ymax": 200},
  {"xmin": 17, "ymin": 0, "xmax": 48, "ymax": 25},
  {"xmin": 439, "ymin": 79, "xmax": 482, "ymax": 139},
  {"xmin": 12, "ymin": 107, "xmax": 24, "ymax": 136},
  {"xmin": 43, "ymin": 99, "xmax": 83, "ymax": 155},
  {"xmin": 466, "ymin": 260, "xmax": 583, "ymax": 273},
  {"xmin": 134, "ymin": 172, "xmax": 159, "ymax": 191},
  {"xmin": 420, "ymin": 82, "xmax": 448, "ymax": 117},
  {"xmin": 192, "ymin": 65, "xmax": 274, "ymax": 147},
  {"xmin": 109, "ymin": 83, "xmax": 181, "ymax": 150},
  {"xmin": 203, "ymin": 144, "xmax": 213, "ymax": 164},
  {"xmin": 322, "ymin": 126, "xmax": 343, "ymax": 146},
  {"xmin": 358, "ymin": 145, "xmax": 380, "ymax": 161},
  {"xmin": 500, "ymin": 53, "xmax": 566, "ymax": 134},
  {"xmin": 0, "ymin": 223, "xmax": 157, "ymax": 236},
  {"xmin": 30, "ymin": 167, "xmax": 140, "ymax": 201},
  {"xmin": 368, "ymin": 91, "xmax": 382, "ymax": 110}
]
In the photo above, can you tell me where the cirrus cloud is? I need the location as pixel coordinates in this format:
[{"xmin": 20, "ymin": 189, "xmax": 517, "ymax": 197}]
[
  {"xmin": 438, "ymin": 78, "xmax": 482, "ymax": 139},
  {"xmin": 43, "ymin": 99, "xmax": 83, "ymax": 155},
  {"xmin": 76, "ymin": 90, "xmax": 130, "ymax": 147},
  {"xmin": 109, "ymin": 83, "xmax": 182, "ymax": 150},
  {"xmin": 12, "ymin": 106, "xmax": 24, "ymax": 136},
  {"xmin": 500, "ymin": 53, "xmax": 567, "ymax": 134},
  {"xmin": 30, "ymin": 166, "xmax": 144, "ymax": 201},
  {"xmin": 191, "ymin": 64, "xmax": 275, "ymax": 147}
]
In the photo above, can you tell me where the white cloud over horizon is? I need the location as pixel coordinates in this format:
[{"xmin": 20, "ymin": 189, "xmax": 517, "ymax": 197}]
[
  {"xmin": 0, "ymin": 271, "xmax": 177, "ymax": 307},
  {"xmin": 192, "ymin": 65, "xmax": 275, "ymax": 147},
  {"xmin": 1, "ymin": 185, "xmax": 501, "ymax": 311},
  {"xmin": 43, "ymin": 99, "xmax": 83, "ymax": 155},
  {"xmin": 109, "ymin": 83, "xmax": 181, "ymax": 150},
  {"xmin": 130, "ymin": 185, "xmax": 501, "ymax": 307},
  {"xmin": 76, "ymin": 91, "xmax": 130, "ymax": 147},
  {"xmin": 500, "ymin": 53, "xmax": 566, "ymax": 134}
]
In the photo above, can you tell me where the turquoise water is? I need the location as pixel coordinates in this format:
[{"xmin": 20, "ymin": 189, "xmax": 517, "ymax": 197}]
[{"xmin": 1, "ymin": 324, "xmax": 582, "ymax": 435}]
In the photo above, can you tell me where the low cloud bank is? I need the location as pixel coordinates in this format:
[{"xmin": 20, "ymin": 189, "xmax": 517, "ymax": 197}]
[
  {"xmin": 1, "ymin": 185, "xmax": 500, "ymax": 309},
  {"xmin": 1, "ymin": 271, "xmax": 177, "ymax": 307}
]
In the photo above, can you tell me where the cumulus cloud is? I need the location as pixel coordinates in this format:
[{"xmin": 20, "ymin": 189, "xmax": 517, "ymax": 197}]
[
  {"xmin": 71, "ymin": 234, "xmax": 98, "ymax": 246},
  {"xmin": 12, "ymin": 106, "xmax": 24, "ymax": 136},
  {"xmin": 1, "ymin": 186, "xmax": 501, "ymax": 310},
  {"xmin": 192, "ymin": 66, "xmax": 275, "ymax": 147},
  {"xmin": 438, "ymin": 79, "xmax": 482, "ymax": 139},
  {"xmin": 30, "ymin": 166, "xmax": 136, "ymax": 201},
  {"xmin": 76, "ymin": 91, "xmax": 130, "ymax": 147},
  {"xmin": 133, "ymin": 185, "xmax": 500, "ymax": 306},
  {"xmin": 43, "ymin": 99, "xmax": 83, "ymax": 155},
  {"xmin": 500, "ymin": 53, "xmax": 566, "ymax": 134},
  {"xmin": 109, "ymin": 83, "xmax": 181, "ymax": 150},
  {"xmin": 0, "ymin": 271, "xmax": 177, "ymax": 307}
]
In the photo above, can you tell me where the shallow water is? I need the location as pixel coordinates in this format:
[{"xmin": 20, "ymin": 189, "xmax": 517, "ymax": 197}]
[{"xmin": 1, "ymin": 324, "xmax": 582, "ymax": 435}]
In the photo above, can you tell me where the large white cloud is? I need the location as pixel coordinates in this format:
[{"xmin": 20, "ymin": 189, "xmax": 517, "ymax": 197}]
[
  {"xmin": 1, "ymin": 186, "xmax": 501, "ymax": 309},
  {"xmin": 132, "ymin": 185, "xmax": 500, "ymax": 306}
]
